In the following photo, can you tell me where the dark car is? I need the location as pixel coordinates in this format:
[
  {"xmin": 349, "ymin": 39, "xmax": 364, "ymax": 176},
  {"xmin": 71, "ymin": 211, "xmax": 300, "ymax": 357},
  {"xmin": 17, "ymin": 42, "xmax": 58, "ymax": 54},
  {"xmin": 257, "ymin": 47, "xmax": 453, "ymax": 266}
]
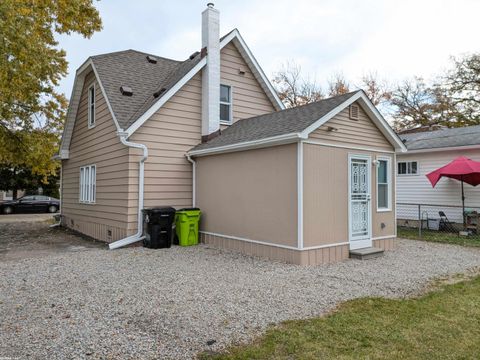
[{"xmin": 1, "ymin": 195, "xmax": 60, "ymax": 214}]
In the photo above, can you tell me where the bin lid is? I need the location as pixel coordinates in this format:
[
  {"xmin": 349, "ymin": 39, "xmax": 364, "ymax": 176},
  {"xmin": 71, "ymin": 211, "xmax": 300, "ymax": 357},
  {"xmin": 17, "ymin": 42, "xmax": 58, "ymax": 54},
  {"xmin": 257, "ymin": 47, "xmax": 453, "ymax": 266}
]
[
  {"xmin": 142, "ymin": 207, "xmax": 176, "ymax": 214},
  {"xmin": 177, "ymin": 207, "xmax": 200, "ymax": 212}
]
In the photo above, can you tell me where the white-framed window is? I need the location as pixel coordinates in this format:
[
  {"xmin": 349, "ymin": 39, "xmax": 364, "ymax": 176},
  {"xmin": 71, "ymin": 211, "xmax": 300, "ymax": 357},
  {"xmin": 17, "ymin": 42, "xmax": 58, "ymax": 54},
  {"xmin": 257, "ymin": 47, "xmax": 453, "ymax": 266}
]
[
  {"xmin": 377, "ymin": 156, "xmax": 392, "ymax": 211},
  {"xmin": 88, "ymin": 84, "xmax": 96, "ymax": 128},
  {"xmin": 79, "ymin": 165, "xmax": 96, "ymax": 203},
  {"xmin": 397, "ymin": 161, "xmax": 418, "ymax": 175},
  {"xmin": 220, "ymin": 84, "xmax": 232, "ymax": 124}
]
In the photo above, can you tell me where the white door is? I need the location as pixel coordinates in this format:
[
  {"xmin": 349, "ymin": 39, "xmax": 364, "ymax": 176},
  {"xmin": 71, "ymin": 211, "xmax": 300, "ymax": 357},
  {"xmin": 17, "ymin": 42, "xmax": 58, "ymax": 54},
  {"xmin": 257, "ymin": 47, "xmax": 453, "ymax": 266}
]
[{"xmin": 348, "ymin": 155, "xmax": 372, "ymax": 250}]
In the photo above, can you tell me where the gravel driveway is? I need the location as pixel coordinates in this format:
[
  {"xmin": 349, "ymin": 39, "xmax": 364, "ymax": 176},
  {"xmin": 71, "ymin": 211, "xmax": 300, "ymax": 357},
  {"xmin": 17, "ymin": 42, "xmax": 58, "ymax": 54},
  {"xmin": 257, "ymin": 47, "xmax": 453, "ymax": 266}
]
[{"xmin": 1, "ymin": 222, "xmax": 480, "ymax": 359}]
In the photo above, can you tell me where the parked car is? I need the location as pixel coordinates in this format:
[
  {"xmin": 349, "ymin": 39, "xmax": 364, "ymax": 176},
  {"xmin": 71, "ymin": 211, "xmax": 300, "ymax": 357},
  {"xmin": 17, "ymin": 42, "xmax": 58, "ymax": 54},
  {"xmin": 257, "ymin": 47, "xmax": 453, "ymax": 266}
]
[{"xmin": 0, "ymin": 195, "xmax": 60, "ymax": 214}]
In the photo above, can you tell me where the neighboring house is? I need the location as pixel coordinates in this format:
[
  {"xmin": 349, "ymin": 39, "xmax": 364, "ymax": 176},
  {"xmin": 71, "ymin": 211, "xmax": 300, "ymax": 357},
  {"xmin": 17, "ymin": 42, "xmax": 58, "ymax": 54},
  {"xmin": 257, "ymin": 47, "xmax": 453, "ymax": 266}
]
[
  {"xmin": 58, "ymin": 4, "xmax": 406, "ymax": 265},
  {"xmin": 1, "ymin": 190, "xmax": 25, "ymax": 201},
  {"xmin": 397, "ymin": 125, "xmax": 480, "ymax": 223}
]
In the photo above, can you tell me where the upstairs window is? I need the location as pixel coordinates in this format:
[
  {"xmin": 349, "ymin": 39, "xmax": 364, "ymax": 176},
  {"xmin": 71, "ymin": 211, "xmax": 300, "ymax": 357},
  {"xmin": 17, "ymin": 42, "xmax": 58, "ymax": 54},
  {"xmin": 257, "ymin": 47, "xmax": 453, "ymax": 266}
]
[
  {"xmin": 377, "ymin": 157, "xmax": 391, "ymax": 211},
  {"xmin": 398, "ymin": 161, "xmax": 418, "ymax": 175},
  {"xmin": 220, "ymin": 84, "xmax": 232, "ymax": 124},
  {"xmin": 88, "ymin": 84, "xmax": 96, "ymax": 128},
  {"xmin": 79, "ymin": 165, "xmax": 96, "ymax": 203}
]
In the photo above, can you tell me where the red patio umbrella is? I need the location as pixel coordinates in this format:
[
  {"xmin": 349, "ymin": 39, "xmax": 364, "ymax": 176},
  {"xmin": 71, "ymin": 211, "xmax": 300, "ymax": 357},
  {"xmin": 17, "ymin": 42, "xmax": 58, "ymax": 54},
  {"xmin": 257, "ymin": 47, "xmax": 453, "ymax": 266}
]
[{"xmin": 426, "ymin": 156, "xmax": 480, "ymax": 227}]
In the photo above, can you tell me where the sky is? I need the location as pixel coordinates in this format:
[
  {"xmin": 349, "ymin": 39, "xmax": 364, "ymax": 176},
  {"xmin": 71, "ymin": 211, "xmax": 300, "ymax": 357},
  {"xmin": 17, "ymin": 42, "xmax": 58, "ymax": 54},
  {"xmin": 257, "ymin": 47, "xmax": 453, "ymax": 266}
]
[{"xmin": 57, "ymin": 0, "xmax": 480, "ymax": 98}]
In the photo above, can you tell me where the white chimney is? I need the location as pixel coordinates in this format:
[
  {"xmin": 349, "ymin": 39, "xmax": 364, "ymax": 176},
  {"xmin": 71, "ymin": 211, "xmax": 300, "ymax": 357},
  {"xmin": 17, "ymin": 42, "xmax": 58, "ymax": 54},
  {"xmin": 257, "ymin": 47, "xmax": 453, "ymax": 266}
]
[{"xmin": 201, "ymin": 3, "xmax": 220, "ymax": 140}]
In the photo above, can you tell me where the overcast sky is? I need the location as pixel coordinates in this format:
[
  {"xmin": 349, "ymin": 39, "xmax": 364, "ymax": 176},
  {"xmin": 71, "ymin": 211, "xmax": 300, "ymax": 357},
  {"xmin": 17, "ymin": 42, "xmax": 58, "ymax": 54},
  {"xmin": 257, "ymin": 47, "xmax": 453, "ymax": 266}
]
[{"xmin": 57, "ymin": 0, "xmax": 480, "ymax": 97}]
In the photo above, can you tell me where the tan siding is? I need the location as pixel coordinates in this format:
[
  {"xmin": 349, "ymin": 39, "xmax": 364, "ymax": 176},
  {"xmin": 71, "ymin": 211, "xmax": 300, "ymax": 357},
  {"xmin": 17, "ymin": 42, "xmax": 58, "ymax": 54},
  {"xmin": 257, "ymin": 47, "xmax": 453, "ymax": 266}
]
[
  {"xmin": 309, "ymin": 101, "xmax": 393, "ymax": 151},
  {"xmin": 61, "ymin": 71, "xmax": 131, "ymax": 242},
  {"xmin": 220, "ymin": 42, "xmax": 276, "ymax": 127},
  {"xmin": 303, "ymin": 144, "xmax": 396, "ymax": 248},
  {"xmin": 196, "ymin": 144, "xmax": 298, "ymax": 247}
]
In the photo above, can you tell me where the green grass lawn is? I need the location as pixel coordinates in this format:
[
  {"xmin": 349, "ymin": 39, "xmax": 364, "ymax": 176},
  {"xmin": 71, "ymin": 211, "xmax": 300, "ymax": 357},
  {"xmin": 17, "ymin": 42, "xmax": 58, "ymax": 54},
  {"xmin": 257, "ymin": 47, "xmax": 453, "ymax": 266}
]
[
  {"xmin": 397, "ymin": 226, "xmax": 480, "ymax": 247},
  {"xmin": 201, "ymin": 276, "xmax": 480, "ymax": 360}
]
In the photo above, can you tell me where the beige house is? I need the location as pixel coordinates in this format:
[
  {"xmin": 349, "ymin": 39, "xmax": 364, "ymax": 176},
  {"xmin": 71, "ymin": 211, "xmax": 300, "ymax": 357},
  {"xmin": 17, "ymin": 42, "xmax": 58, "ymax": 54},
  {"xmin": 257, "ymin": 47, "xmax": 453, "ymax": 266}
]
[{"xmin": 58, "ymin": 4, "xmax": 406, "ymax": 265}]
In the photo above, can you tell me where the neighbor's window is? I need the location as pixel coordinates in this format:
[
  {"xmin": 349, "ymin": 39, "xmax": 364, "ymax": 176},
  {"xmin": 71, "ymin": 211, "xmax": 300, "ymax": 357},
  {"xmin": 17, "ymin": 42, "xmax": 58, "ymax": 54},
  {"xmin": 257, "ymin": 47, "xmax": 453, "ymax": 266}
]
[
  {"xmin": 377, "ymin": 157, "xmax": 391, "ymax": 211},
  {"xmin": 88, "ymin": 84, "xmax": 96, "ymax": 128},
  {"xmin": 220, "ymin": 84, "xmax": 232, "ymax": 123},
  {"xmin": 397, "ymin": 161, "xmax": 417, "ymax": 175},
  {"xmin": 79, "ymin": 165, "xmax": 96, "ymax": 203}
]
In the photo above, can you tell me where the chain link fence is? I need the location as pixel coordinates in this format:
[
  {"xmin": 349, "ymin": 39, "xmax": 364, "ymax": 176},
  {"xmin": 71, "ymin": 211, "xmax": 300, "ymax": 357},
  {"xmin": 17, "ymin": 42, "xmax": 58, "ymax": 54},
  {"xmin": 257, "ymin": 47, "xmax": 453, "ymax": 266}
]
[{"xmin": 397, "ymin": 203, "xmax": 480, "ymax": 245}]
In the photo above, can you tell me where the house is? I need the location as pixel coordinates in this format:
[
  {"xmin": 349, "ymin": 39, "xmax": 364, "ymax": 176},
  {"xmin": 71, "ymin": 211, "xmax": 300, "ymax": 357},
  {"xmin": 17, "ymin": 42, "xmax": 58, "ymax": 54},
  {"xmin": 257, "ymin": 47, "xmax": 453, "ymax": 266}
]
[
  {"xmin": 397, "ymin": 125, "xmax": 480, "ymax": 224},
  {"xmin": 58, "ymin": 4, "xmax": 406, "ymax": 265}
]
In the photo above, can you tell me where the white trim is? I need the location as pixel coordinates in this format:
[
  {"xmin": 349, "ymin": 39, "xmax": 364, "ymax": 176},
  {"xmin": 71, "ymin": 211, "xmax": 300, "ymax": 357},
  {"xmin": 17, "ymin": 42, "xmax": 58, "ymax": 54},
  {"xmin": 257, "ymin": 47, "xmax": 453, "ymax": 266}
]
[
  {"xmin": 397, "ymin": 144, "xmax": 480, "ymax": 154},
  {"xmin": 394, "ymin": 152, "xmax": 397, "ymax": 237},
  {"xmin": 303, "ymin": 140, "xmax": 395, "ymax": 154},
  {"xmin": 200, "ymin": 231, "xmax": 349, "ymax": 252},
  {"xmin": 125, "ymin": 58, "xmax": 207, "ymax": 137},
  {"xmin": 186, "ymin": 154, "xmax": 196, "ymax": 207},
  {"xmin": 376, "ymin": 155, "xmax": 392, "ymax": 212},
  {"xmin": 300, "ymin": 91, "xmax": 406, "ymax": 152},
  {"xmin": 87, "ymin": 83, "xmax": 96, "ymax": 128},
  {"xmin": 200, "ymin": 231, "xmax": 299, "ymax": 250},
  {"xmin": 371, "ymin": 235, "xmax": 396, "ymax": 240},
  {"xmin": 220, "ymin": 30, "xmax": 285, "ymax": 111},
  {"xmin": 189, "ymin": 132, "xmax": 302, "ymax": 157},
  {"xmin": 348, "ymin": 153, "xmax": 373, "ymax": 250},
  {"xmin": 297, "ymin": 141, "xmax": 304, "ymax": 249},
  {"xmin": 219, "ymin": 83, "xmax": 233, "ymax": 124},
  {"xmin": 79, "ymin": 164, "xmax": 96, "ymax": 204}
]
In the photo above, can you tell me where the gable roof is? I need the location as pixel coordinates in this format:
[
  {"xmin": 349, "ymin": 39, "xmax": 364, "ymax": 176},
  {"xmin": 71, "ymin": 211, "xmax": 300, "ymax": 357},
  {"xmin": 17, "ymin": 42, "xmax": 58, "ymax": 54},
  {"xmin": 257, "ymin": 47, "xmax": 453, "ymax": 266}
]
[
  {"xmin": 399, "ymin": 125, "xmax": 480, "ymax": 152},
  {"xmin": 189, "ymin": 90, "xmax": 407, "ymax": 156},
  {"xmin": 60, "ymin": 30, "xmax": 284, "ymax": 157}
]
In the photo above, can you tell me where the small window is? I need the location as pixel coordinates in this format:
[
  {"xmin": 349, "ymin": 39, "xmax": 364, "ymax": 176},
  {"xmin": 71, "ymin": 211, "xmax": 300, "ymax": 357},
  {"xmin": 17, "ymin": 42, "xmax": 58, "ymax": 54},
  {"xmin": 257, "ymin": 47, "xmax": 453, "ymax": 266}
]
[
  {"xmin": 377, "ymin": 157, "xmax": 391, "ymax": 211},
  {"xmin": 79, "ymin": 165, "xmax": 96, "ymax": 203},
  {"xmin": 397, "ymin": 161, "xmax": 418, "ymax": 175},
  {"xmin": 220, "ymin": 84, "xmax": 232, "ymax": 123},
  {"xmin": 349, "ymin": 104, "xmax": 359, "ymax": 120},
  {"xmin": 88, "ymin": 84, "xmax": 96, "ymax": 128}
]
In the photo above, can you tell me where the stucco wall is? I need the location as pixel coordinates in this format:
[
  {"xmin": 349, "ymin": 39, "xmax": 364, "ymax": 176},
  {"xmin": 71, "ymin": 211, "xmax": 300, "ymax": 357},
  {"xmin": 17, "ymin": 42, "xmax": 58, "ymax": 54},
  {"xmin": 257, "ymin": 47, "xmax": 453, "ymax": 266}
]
[{"xmin": 196, "ymin": 144, "xmax": 298, "ymax": 247}]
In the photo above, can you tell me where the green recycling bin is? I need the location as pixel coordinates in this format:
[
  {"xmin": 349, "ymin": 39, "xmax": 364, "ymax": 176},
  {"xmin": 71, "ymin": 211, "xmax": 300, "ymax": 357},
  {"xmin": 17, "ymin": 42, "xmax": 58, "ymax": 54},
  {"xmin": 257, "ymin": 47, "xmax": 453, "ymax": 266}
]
[{"xmin": 175, "ymin": 208, "xmax": 201, "ymax": 246}]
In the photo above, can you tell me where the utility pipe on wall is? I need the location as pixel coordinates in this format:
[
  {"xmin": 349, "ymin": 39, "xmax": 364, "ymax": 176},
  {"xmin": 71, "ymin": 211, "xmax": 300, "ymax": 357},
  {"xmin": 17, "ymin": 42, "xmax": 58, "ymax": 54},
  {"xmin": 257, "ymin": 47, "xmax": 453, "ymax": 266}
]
[
  {"xmin": 186, "ymin": 154, "xmax": 196, "ymax": 207},
  {"xmin": 109, "ymin": 132, "xmax": 148, "ymax": 250}
]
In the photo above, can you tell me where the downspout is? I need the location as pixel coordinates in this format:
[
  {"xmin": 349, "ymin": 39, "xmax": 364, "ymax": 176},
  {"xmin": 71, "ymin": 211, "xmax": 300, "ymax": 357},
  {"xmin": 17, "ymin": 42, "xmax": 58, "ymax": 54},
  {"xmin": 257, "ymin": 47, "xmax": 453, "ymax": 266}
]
[
  {"xmin": 186, "ymin": 154, "xmax": 196, "ymax": 207},
  {"xmin": 109, "ymin": 132, "xmax": 148, "ymax": 250}
]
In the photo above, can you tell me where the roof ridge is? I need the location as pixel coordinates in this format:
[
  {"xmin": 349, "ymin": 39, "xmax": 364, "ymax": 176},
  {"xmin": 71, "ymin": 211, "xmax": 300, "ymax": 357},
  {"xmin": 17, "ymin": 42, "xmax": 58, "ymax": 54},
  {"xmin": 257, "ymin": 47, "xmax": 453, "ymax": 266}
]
[{"xmin": 91, "ymin": 49, "xmax": 181, "ymax": 63}]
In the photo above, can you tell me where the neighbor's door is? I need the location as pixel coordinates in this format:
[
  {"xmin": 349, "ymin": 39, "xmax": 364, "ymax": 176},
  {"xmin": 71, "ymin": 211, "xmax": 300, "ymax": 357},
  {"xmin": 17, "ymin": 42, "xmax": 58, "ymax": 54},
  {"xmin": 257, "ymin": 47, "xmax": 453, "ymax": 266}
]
[{"xmin": 348, "ymin": 155, "xmax": 372, "ymax": 250}]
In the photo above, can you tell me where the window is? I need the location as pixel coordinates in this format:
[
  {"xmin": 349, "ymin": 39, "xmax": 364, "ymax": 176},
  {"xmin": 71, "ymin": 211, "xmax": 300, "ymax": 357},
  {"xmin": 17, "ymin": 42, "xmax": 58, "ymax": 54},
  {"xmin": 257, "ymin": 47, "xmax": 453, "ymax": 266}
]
[
  {"xmin": 397, "ymin": 161, "xmax": 418, "ymax": 175},
  {"xmin": 79, "ymin": 165, "xmax": 96, "ymax": 203},
  {"xmin": 377, "ymin": 157, "xmax": 391, "ymax": 211},
  {"xmin": 88, "ymin": 84, "xmax": 96, "ymax": 128},
  {"xmin": 220, "ymin": 84, "xmax": 232, "ymax": 123}
]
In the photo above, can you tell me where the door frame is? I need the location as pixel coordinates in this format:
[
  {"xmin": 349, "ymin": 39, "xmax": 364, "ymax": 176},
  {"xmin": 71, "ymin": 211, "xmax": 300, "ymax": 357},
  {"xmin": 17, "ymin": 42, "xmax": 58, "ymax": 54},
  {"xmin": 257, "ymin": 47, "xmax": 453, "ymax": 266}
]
[{"xmin": 348, "ymin": 153, "xmax": 372, "ymax": 250}]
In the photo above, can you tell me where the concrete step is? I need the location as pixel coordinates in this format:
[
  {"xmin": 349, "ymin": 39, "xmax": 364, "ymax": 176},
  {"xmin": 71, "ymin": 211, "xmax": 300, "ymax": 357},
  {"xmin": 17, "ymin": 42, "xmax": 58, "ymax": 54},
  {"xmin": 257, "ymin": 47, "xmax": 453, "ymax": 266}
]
[{"xmin": 349, "ymin": 247, "xmax": 384, "ymax": 260}]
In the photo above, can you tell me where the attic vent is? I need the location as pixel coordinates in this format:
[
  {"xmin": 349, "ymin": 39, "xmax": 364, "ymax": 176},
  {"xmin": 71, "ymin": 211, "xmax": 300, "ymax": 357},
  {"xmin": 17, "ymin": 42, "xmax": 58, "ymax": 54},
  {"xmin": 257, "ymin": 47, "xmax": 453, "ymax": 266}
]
[
  {"xmin": 153, "ymin": 87, "xmax": 167, "ymax": 98},
  {"xmin": 146, "ymin": 55, "xmax": 158, "ymax": 64},
  {"xmin": 189, "ymin": 51, "xmax": 200, "ymax": 60},
  {"xmin": 120, "ymin": 86, "xmax": 133, "ymax": 96},
  {"xmin": 349, "ymin": 104, "xmax": 359, "ymax": 120}
]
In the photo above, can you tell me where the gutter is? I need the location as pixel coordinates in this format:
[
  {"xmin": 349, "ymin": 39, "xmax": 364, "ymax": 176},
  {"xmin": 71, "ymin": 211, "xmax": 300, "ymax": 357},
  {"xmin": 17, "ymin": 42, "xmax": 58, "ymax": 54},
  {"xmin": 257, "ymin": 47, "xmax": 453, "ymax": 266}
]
[
  {"xmin": 186, "ymin": 154, "xmax": 196, "ymax": 207},
  {"xmin": 109, "ymin": 132, "xmax": 148, "ymax": 250}
]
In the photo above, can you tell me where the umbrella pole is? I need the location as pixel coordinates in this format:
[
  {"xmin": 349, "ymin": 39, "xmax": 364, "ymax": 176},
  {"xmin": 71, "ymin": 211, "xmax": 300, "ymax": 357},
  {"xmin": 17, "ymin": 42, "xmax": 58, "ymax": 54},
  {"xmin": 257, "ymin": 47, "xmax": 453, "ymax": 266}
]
[{"xmin": 462, "ymin": 177, "xmax": 466, "ymax": 229}]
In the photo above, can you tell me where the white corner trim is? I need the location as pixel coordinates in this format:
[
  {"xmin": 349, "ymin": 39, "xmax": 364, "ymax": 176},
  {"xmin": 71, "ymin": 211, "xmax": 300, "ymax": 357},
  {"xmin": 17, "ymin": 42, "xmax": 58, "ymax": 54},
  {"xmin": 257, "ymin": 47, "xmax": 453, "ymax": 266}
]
[
  {"xmin": 220, "ymin": 29, "xmax": 285, "ymax": 111},
  {"xmin": 303, "ymin": 140, "xmax": 395, "ymax": 154},
  {"xmin": 300, "ymin": 91, "xmax": 407, "ymax": 153},
  {"xmin": 126, "ymin": 57, "xmax": 207, "ymax": 137},
  {"xmin": 297, "ymin": 141, "xmax": 304, "ymax": 249},
  {"xmin": 188, "ymin": 132, "xmax": 302, "ymax": 157}
]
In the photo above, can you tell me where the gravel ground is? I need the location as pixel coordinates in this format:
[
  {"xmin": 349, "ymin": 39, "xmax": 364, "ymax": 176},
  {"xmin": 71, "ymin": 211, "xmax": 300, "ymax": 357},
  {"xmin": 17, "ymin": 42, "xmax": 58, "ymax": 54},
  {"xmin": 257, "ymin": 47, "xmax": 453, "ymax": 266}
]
[{"xmin": 1, "ymin": 223, "xmax": 480, "ymax": 359}]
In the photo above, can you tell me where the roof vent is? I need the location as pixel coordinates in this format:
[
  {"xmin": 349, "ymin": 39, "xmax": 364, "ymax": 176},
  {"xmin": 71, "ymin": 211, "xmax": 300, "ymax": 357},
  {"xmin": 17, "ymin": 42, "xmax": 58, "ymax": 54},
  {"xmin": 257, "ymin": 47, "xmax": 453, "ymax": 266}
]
[
  {"xmin": 189, "ymin": 51, "xmax": 200, "ymax": 60},
  {"xmin": 146, "ymin": 55, "xmax": 158, "ymax": 64},
  {"xmin": 153, "ymin": 88, "xmax": 167, "ymax": 98},
  {"xmin": 349, "ymin": 104, "xmax": 359, "ymax": 120},
  {"xmin": 120, "ymin": 86, "xmax": 133, "ymax": 96}
]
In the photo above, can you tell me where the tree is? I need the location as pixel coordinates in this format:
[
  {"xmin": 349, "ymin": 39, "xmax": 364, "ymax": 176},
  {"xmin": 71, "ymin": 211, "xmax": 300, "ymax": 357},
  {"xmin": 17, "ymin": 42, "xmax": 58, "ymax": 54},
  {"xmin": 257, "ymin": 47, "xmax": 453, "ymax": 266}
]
[
  {"xmin": 358, "ymin": 72, "xmax": 392, "ymax": 106},
  {"xmin": 327, "ymin": 73, "xmax": 350, "ymax": 97},
  {"xmin": 0, "ymin": 0, "xmax": 102, "ymax": 179},
  {"xmin": 272, "ymin": 61, "xmax": 324, "ymax": 108}
]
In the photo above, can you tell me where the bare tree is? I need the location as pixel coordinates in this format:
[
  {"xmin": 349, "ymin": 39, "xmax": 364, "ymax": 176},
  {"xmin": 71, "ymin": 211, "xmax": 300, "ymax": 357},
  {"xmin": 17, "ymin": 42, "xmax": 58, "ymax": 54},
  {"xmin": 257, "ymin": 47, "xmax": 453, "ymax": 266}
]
[
  {"xmin": 358, "ymin": 72, "xmax": 391, "ymax": 106},
  {"xmin": 272, "ymin": 61, "xmax": 324, "ymax": 108},
  {"xmin": 327, "ymin": 72, "xmax": 350, "ymax": 97}
]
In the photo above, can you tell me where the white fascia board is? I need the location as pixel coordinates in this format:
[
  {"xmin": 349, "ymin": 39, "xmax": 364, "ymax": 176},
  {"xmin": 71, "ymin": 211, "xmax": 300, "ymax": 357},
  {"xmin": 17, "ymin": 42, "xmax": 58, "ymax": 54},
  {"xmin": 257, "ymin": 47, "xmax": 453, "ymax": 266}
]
[
  {"xmin": 220, "ymin": 30, "xmax": 285, "ymax": 111},
  {"xmin": 396, "ymin": 144, "xmax": 480, "ymax": 154},
  {"xmin": 300, "ymin": 91, "xmax": 407, "ymax": 153},
  {"xmin": 188, "ymin": 132, "xmax": 301, "ymax": 157},
  {"xmin": 125, "ymin": 58, "xmax": 207, "ymax": 138}
]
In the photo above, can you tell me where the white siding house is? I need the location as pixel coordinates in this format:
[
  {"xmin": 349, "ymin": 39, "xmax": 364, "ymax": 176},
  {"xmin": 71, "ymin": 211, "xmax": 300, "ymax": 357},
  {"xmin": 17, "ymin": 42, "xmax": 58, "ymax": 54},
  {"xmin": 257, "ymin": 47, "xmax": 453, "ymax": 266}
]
[{"xmin": 397, "ymin": 126, "xmax": 480, "ymax": 223}]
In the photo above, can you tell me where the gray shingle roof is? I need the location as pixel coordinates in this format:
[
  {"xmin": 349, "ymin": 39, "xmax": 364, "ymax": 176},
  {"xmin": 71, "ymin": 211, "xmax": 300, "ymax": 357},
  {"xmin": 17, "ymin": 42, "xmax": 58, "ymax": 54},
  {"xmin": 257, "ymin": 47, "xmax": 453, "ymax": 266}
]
[
  {"xmin": 190, "ymin": 91, "xmax": 360, "ymax": 152},
  {"xmin": 91, "ymin": 49, "xmax": 201, "ymax": 130},
  {"xmin": 399, "ymin": 125, "xmax": 480, "ymax": 150}
]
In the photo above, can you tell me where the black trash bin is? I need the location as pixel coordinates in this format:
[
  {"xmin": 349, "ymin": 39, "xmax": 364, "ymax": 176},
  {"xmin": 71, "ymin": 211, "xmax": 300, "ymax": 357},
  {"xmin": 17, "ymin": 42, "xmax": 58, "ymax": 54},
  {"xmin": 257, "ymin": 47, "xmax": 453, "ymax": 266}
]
[{"xmin": 142, "ymin": 207, "xmax": 176, "ymax": 249}]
